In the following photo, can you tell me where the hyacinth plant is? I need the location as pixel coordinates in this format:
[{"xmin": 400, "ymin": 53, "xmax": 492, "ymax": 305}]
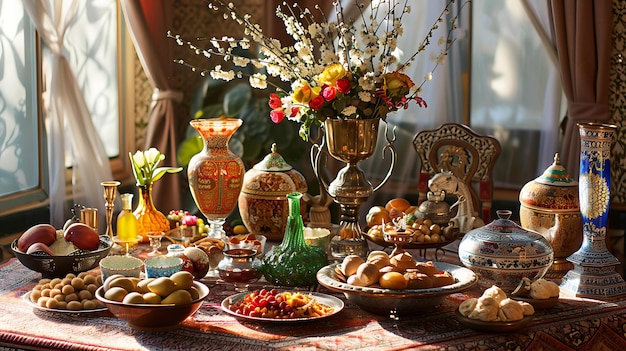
[
  {"xmin": 170, "ymin": 0, "xmax": 464, "ymax": 141},
  {"xmin": 129, "ymin": 148, "xmax": 182, "ymax": 187}
]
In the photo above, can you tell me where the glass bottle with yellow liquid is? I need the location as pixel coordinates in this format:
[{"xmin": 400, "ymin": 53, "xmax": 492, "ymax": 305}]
[{"xmin": 116, "ymin": 193, "xmax": 139, "ymax": 254}]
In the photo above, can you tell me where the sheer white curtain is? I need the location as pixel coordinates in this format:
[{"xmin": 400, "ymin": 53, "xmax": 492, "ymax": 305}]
[
  {"xmin": 521, "ymin": 0, "xmax": 564, "ymax": 174},
  {"xmin": 24, "ymin": 0, "xmax": 114, "ymax": 228}
]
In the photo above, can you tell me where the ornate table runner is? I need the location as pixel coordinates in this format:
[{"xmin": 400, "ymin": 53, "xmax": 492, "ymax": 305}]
[{"xmin": 2, "ymin": 258, "xmax": 626, "ymax": 350}]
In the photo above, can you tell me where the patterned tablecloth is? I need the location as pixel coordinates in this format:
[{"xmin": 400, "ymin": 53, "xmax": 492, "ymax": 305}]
[{"xmin": 2, "ymin": 255, "xmax": 626, "ymax": 351}]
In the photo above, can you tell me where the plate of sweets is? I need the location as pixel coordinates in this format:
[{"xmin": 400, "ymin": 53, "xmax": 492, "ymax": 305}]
[
  {"xmin": 510, "ymin": 277, "xmax": 560, "ymax": 309},
  {"xmin": 362, "ymin": 198, "xmax": 460, "ymax": 250},
  {"xmin": 456, "ymin": 285, "xmax": 536, "ymax": 332},
  {"xmin": 221, "ymin": 288, "xmax": 343, "ymax": 322},
  {"xmin": 25, "ymin": 272, "xmax": 107, "ymax": 313}
]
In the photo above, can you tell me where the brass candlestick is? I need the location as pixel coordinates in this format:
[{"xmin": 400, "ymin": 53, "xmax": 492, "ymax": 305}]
[{"xmin": 101, "ymin": 181, "xmax": 120, "ymax": 239}]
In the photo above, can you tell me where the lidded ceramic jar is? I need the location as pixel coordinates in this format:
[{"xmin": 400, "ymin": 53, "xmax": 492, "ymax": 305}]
[
  {"xmin": 518, "ymin": 153, "xmax": 582, "ymax": 278},
  {"xmin": 238, "ymin": 144, "xmax": 307, "ymax": 241},
  {"xmin": 458, "ymin": 210, "xmax": 554, "ymax": 293}
]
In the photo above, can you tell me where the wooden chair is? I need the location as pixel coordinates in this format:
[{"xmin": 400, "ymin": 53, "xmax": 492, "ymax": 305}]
[{"xmin": 412, "ymin": 123, "xmax": 501, "ymax": 224}]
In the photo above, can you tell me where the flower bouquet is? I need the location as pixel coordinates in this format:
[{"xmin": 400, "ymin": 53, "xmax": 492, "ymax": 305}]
[{"xmin": 170, "ymin": 0, "xmax": 464, "ymax": 140}]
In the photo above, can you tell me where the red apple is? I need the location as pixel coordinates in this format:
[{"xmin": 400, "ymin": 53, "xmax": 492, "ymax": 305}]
[
  {"xmin": 64, "ymin": 223, "xmax": 100, "ymax": 251},
  {"xmin": 184, "ymin": 246, "xmax": 210, "ymax": 279}
]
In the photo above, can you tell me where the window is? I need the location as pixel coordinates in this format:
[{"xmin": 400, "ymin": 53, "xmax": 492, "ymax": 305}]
[
  {"xmin": 361, "ymin": 0, "xmax": 563, "ymax": 204},
  {"xmin": 0, "ymin": 0, "xmax": 132, "ymax": 216}
]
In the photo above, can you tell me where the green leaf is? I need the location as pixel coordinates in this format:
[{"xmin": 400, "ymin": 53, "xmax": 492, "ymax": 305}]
[
  {"xmin": 151, "ymin": 167, "xmax": 183, "ymax": 183},
  {"xmin": 177, "ymin": 136, "xmax": 204, "ymax": 166},
  {"xmin": 224, "ymin": 83, "xmax": 252, "ymax": 117}
]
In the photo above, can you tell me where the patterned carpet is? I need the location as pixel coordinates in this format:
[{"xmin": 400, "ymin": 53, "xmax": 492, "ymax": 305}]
[{"xmin": 2, "ymin": 258, "xmax": 626, "ymax": 350}]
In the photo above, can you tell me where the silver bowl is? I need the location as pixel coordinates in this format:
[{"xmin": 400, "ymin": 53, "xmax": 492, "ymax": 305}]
[{"xmin": 316, "ymin": 261, "xmax": 477, "ymax": 316}]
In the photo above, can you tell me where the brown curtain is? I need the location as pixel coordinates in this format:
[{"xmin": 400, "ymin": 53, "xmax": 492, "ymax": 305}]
[
  {"xmin": 551, "ymin": 0, "xmax": 613, "ymax": 178},
  {"xmin": 120, "ymin": 0, "xmax": 183, "ymax": 211}
]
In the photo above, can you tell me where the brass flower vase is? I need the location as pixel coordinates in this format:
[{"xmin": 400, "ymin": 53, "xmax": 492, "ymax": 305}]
[
  {"xmin": 311, "ymin": 118, "xmax": 396, "ymax": 260},
  {"xmin": 560, "ymin": 123, "xmax": 626, "ymax": 298}
]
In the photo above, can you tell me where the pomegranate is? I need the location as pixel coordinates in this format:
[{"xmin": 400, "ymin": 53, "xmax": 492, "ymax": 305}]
[{"xmin": 64, "ymin": 223, "xmax": 100, "ymax": 251}]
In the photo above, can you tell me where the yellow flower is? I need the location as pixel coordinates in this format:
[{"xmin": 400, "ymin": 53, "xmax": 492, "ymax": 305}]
[
  {"xmin": 383, "ymin": 72, "xmax": 415, "ymax": 97},
  {"xmin": 292, "ymin": 82, "xmax": 320, "ymax": 104},
  {"xmin": 318, "ymin": 63, "xmax": 346, "ymax": 86}
]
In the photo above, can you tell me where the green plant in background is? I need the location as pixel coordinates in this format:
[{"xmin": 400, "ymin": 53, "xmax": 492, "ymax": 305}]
[{"xmin": 177, "ymin": 77, "xmax": 310, "ymax": 218}]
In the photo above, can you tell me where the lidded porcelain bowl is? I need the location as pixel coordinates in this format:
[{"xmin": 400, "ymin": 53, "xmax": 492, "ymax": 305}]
[
  {"xmin": 238, "ymin": 144, "xmax": 307, "ymax": 241},
  {"xmin": 458, "ymin": 210, "xmax": 554, "ymax": 292},
  {"xmin": 518, "ymin": 153, "xmax": 581, "ymax": 278}
]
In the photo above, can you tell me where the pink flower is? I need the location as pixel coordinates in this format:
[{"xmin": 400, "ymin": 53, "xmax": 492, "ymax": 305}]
[
  {"xmin": 322, "ymin": 86, "xmax": 337, "ymax": 101},
  {"xmin": 336, "ymin": 78, "xmax": 351, "ymax": 94},
  {"xmin": 270, "ymin": 108, "xmax": 285, "ymax": 123},
  {"xmin": 268, "ymin": 93, "xmax": 282, "ymax": 109},
  {"xmin": 309, "ymin": 95, "xmax": 325, "ymax": 110},
  {"xmin": 182, "ymin": 215, "xmax": 198, "ymax": 226}
]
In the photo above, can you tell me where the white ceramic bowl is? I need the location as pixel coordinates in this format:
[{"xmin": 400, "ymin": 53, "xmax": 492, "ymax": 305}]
[{"xmin": 99, "ymin": 255, "xmax": 143, "ymax": 281}]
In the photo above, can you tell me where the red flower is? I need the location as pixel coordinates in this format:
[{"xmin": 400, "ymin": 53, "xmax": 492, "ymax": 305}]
[
  {"xmin": 268, "ymin": 93, "xmax": 282, "ymax": 109},
  {"xmin": 336, "ymin": 78, "xmax": 351, "ymax": 94},
  {"xmin": 309, "ymin": 95, "xmax": 324, "ymax": 110},
  {"xmin": 322, "ymin": 86, "xmax": 337, "ymax": 101},
  {"xmin": 270, "ymin": 108, "xmax": 285, "ymax": 123},
  {"xmin": 290, "ymin": 107, "xmax": 300, "ymax": 117}
]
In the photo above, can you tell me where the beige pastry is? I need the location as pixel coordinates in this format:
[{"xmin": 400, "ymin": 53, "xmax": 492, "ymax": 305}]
[
  {"xmin": 517, "ymin": 300, "xmax": 535, "ymax": 316},
  {"xmin": 483, "ymin": 285, "xmax": 508, "ymax": 304},
  {"xmin": 468, "ymin": 296, "xmax": 499, "ymax": 322},
  {"xmin": 458, "ymin": 297, "xmax": 478, "ymax": 317},
  {"xmin": 529, "ymin": 279, "xmax": 560, "ymax": 299},
  {"xmin": 498, "ymin": 298, "xmax": 525, "ymax": 321}
]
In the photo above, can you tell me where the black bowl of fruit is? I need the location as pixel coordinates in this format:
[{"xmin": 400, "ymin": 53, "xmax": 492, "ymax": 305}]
[{"xmin": 11, "ymin": 223, "xmax": 112, "ymax": 278}]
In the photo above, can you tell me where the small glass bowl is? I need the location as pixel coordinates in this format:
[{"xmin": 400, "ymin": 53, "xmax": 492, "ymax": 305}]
[{"xmin": 217, "ymin": 249, "xmax": 262, "ymax": 284}]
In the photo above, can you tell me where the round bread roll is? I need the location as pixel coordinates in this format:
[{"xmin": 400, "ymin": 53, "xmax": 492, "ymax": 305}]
[
  {"xmin": 367, "ymin": 250, "xmax": 389, "ymax": 261},
  {"xmin": 379, "ymin": 272, "xmax": 408, "ymax": 290},
  {"xmin": 431, "ymin": 271, "xmax": 455, "ymax": 287},
  {"xmin": 355, "ymin": 262, "xmax": 380, "ymax": 286},
  {"xmin": 341, "ymin": 255, "xmax": 365, "ymax": 276},
  {"xmin": 368, "ymin": 255, "xmax": 391, "ymax": 270},
  {"xmin": 379, "ymin": 265, "xmax": 400, "ymax": 274},
  {"xmin": 404, "ymin": 270, "xmax": 433, "ymax": 289},
  {"xmin": 390, "ymin": 252, "xmax": 417, "ymax": 272},
  {"xmin": 415, "ymin": 261, "xmax": 440, "ymax": 276}
]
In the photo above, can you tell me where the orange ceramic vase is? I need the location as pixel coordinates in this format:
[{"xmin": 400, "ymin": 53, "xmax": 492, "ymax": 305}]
[{"xmin": 188, "ymin": 117, "xmax": 245, "ymax": 240}]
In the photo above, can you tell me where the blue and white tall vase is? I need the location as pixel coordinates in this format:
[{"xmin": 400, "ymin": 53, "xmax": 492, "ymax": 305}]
[{"xmin": 560, "ymin": 123, "xmax": 626, "ymax": 298}]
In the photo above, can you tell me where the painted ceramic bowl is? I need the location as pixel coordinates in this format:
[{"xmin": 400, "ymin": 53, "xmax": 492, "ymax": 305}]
[
  {"xmin": 458, "ymin": 210, "xmax": 554, "ymax": 293},
  {"xmin": 144, "ymin": 256, "xmax": 183, "ymax": 279}
]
